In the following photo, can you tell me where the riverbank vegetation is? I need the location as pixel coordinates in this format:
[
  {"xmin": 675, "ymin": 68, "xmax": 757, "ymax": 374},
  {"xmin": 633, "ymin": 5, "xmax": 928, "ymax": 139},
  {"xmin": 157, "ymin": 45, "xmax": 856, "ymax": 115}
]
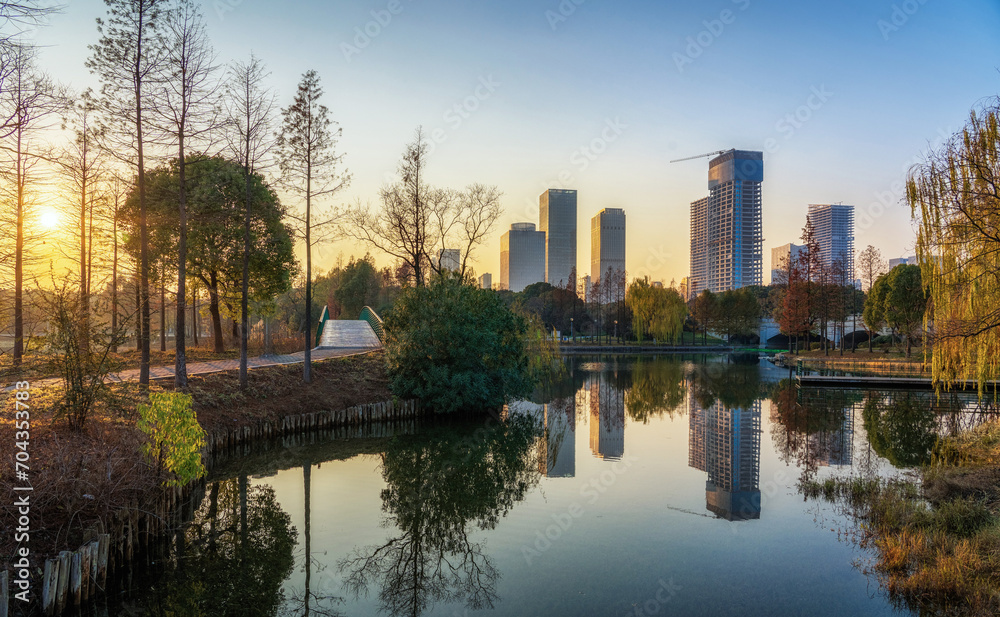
[
  {"xmin": 0, "ymin": 352, "xmax": 390, "ymax": 569},
  {"xmin": 802, "ymin": 421, "xmax": 1000, "ymax": 616}
]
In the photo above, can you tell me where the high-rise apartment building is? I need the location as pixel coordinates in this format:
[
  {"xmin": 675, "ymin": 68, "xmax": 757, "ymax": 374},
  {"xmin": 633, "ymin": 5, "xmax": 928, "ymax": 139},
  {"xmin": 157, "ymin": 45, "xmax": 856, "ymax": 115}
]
[
  {"xmin": 888, "ymin": 256, "xmax": 917, "ymax": 269},
  {"xmin": 591, "ymin": 208, "xmax": 626, "ymax": 284},
  {"xmin": 770, "ymin": 243, "xmax": 806, "ymax": 284},
  {"xmin": 807, "ymin": 204, "xmax": 855, "ymax": 280},
  {"xmin": 689, "ymin": 150, "xmax": 763, "ymax": 297},
  {"xmin": 478, "ymin": 273, "xmax": 492, "ymax": 290},
  {"xmin": 539, "ymin": 189, "xmax": 578, "ymax": 287},
  {"xmin": 500, "ymin": 222, "xmax": 545, "ymax": 292}
]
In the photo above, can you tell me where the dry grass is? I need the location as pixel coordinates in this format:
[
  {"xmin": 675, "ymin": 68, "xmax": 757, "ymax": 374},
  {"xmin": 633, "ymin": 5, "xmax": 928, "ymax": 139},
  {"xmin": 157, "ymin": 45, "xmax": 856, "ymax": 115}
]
[{"xmin": 803, "ymin": 423, "xmax": 1000, "ymax": 616}]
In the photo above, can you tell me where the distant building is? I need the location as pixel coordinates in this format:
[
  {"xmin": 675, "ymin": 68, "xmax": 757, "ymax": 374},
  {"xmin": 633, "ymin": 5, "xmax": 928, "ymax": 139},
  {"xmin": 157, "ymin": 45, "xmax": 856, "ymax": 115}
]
[
  {"xmin": 478, "ymin": 273, "xmax": 492, "ymax": 290},
  {"xmin": 770, "ymin": 243, "xmax": 806, "ymax": 285},
  {"xmin": 500, "ymin": 222, "xmax": 545, "ymax": 293},
  {"xmin": 652, "ymin": 281, "xmax": 664, "ymax": 289},
  {"xmin": 889, "ymin": 256, "xmax": 918, "ymax": 269},
  {"xmin": 679, "ymin": 277, "xmax": 690, "ymax": 301},
  {"xmin": 539, "ymin": 189, "xmax": 578, "ymax": 288},
  {"xmin": 591, "ymin": 208, "xmax": 626, "ymax": 285},
  {"xmin": 689, "ymin": 150, "xmax": 764, "ymax": 297},
  {"xmin": 807, "ymin": 204, "xmax": 855, "ymax": 280},
  {"xmin": 436, "ymin": 248, "xmax": 461, "ymax": 272},
  {"xmin": 580, "ymin": 274, "xmax": 592, "ymax": 302}
]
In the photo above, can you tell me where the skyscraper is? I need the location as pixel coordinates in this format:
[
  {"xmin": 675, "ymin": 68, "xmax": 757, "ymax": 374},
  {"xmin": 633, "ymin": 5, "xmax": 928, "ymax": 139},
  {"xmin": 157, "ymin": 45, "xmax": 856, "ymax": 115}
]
[
  {"xmin": 500, "ymin": 222, "xmax": 545, "ymax": 292},
  {"xmin": 539, "ymin": 189, "xmax": 578, "ymax": 287},
  {"xmin": 591, "ymin": 208, "xmax": 626, "ymax": 284},
  {"xmin": 689, "ymin": 150, "xmax": 763, "ymax": 297},
  {"xmin": 807, "ymin": 204, "xmax": 855, "ymax": 280}
]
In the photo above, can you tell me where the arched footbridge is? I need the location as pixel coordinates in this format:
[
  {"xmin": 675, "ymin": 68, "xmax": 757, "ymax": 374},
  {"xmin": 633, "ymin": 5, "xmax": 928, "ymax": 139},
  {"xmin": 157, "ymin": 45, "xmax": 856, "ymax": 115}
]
[{"xmin": 315, "ymin": 306, "xmax": 385, "ymax": 350}]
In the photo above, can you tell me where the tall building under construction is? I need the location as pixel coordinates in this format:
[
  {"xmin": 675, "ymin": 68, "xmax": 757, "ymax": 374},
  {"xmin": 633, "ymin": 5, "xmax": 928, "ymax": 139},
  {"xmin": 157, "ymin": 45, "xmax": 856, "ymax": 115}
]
[{"xmin": 689, "ymin": 150, "xmax": 764, "ymax": 297}]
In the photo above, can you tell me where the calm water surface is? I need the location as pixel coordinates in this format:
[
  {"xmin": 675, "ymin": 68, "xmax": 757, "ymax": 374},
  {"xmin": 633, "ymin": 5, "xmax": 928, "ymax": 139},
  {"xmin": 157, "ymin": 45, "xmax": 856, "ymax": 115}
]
[{"xmin": 130, "ymin": 354, "xmax": 989, "ymax": 617}]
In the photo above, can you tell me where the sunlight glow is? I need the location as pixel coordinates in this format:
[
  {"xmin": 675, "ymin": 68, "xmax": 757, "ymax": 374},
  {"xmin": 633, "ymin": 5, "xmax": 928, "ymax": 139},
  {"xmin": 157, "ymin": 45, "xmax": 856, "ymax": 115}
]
[{"xmin": 38, "ymin": 206, "xmax": 61, "ymax": 230}]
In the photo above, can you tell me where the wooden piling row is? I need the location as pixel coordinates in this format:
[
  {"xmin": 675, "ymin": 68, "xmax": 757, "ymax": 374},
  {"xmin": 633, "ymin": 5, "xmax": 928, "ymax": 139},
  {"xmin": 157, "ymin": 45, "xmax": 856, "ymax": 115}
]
[
  {"xmin": 206, "ymin": 398, "xmax": 420, "ymax": 456},
  {"xmin": 15, "ymin": 398, "xmax": 421, "ymax": 616}
]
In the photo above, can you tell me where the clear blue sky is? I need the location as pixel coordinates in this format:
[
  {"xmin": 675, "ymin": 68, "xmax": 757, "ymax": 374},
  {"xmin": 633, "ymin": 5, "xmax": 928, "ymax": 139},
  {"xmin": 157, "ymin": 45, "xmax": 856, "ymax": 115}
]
[{"xmin": 32, "ymin": 0, "xmax": 1000, "ymax": 284}]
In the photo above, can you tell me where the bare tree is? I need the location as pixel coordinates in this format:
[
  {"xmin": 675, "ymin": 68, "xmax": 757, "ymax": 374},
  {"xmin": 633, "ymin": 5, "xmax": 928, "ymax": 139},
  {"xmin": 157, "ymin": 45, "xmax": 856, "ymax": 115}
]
[
  {"xmin": 276, "ymin": 69, "xmax": 350, "ymax": 384},
  {"xmin": 349, "ymin": 127, "xmax": 436, "ymax": 287},
  {"xmin": 57, "ymin": 89, "xmax": 104, "ymax": 356},
  {"xmin": 0, "ymin": 44, "xmax": 61, "ymax": 366},
  {"xmin": 87, "ymin": 0, "xmax": 168, "ymax": 386},
  {"xmin": 350, "ymin": 128, "xmax": 503, "ymax": 286},
  {"xmin": 151, "ymin": 0, "xmax": 219, "ymax": 388},
  {"xmin": 857, "ymin": 244, "xmax": 886, "ymax": 352},
  {"xmin": 224, "ymin": 53, "xmax": 275, "ymax": 390}
]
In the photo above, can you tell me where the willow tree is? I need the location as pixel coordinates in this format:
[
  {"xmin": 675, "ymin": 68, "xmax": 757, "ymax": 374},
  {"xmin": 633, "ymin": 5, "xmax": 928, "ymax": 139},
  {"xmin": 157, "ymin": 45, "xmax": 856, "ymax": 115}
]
[{"xmin": 908, "ymin": 99, "xmax": 1000, "ymax": 394}]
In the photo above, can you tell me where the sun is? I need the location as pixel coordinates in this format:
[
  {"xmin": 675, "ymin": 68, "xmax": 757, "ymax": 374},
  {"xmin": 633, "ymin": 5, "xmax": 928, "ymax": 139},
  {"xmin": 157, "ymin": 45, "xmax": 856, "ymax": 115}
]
[{"xmin": 37, "ymin": 206, "xmax": 61, "ymax": 230}]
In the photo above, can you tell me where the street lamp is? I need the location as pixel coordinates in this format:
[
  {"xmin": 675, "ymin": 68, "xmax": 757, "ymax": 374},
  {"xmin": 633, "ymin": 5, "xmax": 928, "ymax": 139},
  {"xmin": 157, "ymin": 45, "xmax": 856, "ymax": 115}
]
[
  {"xmin": 570, "ymin": 317, "xmax": 575, "ymax": 343},
  {"xmin": 614, "ymin": 319, "xmax": 618, "ymax": 344}
]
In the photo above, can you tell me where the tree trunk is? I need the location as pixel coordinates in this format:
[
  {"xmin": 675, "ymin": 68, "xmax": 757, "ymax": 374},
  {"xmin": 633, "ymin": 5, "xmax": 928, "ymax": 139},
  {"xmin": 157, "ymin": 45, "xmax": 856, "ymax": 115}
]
[
  {"xmin": 175, "ymin": 139, "xmax": 188, "ymax": 388},
  {"xmin": 263, "ymin": 317, "xmax": 273, "ymax": 355},
  {"xmin": 192, "ymin": 284, "xmax": 199, "ymax": 348},
  {"xmin": 111, "ymin": 217, "xmax": 118, "ymax": 354},
  {"xmin": 160, "ymin": 277, "xmax": 166, "ymax": 352},
  {"xmin": 79, "ymin": 152, "xmax": 90, "ymax": 356},
  {"xmin": 304, "ymin": 162, "xmax": 312, "ymax": 384},
  {"xmin": 135, "ymin": 276, "xmax": 142, "ymax": 351},
  {"xmin": 13, "ymin": 142, "xmax": 23, "ymax": 366},
  {"xmin": 207, "ymin": 274, "xmax": 224, "ymax": 353},
  {"xmin": 240, "ymin": 166, "xmax": 251, "ymax": 390}
]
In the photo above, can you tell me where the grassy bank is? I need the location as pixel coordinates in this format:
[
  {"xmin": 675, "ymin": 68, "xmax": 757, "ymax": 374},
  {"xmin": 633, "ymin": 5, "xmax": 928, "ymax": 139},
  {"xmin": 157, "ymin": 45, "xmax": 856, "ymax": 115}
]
[
  {"xmin": 0, "ymin": 352, "xmax": 390, "ymax": 570},
  {"xmin": 802, "ymin": 420, "xmax": 1000, "ymax": 615}
]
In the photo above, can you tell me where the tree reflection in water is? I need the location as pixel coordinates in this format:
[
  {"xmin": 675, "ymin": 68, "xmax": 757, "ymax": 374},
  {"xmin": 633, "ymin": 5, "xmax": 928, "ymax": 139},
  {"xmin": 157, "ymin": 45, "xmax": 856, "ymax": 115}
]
[
  {"xmin": 769, "ymin": 381, "xmax": 861, "ymax": 478},
  {"xmin": 624, "ymin": 357, "xmax": 688, "ymax": 423},
  {"xmin": 338, "ymin": 415, "xmax": 542, "ymax": 617},
  {"xmin": 142, "ymin": 478, "xmax": 297, "ymax": 617},
  {"xmin": 862, "ymin": 392, "xmax": 940, "ymax": 467}
]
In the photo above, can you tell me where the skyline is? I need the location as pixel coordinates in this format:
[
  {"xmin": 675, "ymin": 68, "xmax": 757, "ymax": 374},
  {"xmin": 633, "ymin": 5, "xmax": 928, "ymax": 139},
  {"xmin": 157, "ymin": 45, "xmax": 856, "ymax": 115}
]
[{"xmin": 23, "ymin": 0, "xmax": 1000, "ymax": 285}]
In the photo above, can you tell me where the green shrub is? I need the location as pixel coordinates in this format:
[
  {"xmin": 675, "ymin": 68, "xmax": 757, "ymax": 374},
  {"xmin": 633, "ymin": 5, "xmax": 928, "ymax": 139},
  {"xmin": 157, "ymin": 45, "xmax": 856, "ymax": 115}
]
[
  {"xmin": 383, "ymin": 274, "xmax": 534, "ymax": 413},
  {"xmin": 138, "ymin": 392, "xmax": 207, "ymax": 487}
]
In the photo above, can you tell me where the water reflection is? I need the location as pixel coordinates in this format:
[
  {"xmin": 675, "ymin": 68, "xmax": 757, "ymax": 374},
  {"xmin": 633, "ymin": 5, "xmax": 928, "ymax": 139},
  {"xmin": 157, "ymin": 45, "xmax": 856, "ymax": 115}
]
[
  {"xmin": 141, "ymin": 479, "xmax": 297, "ymax": 617},
  {"xmin": 338, "ymin": 416, "xmax": 542, "ymax": 617},
  {"xmin": 134, "ymin": 355, "xmax": 1000, "ymax": 617}
]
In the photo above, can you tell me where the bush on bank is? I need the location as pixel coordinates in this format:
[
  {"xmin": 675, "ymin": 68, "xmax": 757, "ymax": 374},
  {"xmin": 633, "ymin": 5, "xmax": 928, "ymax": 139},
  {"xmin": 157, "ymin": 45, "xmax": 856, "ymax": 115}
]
[{"xmin": 383, "ymin": 274, "xmax": 534, "ymax": 414}]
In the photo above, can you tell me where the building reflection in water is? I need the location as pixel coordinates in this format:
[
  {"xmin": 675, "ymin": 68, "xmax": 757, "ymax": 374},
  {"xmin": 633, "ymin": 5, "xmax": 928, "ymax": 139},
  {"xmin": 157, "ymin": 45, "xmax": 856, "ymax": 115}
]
[
  {"xmin": 539, "ymin": 396, "xmax": 576, "ymax": 477},
  {"xmin": 587, "ymin": 374, "xmax": 625, "ymax": 461},
  {"xmin": 688, "ymin": 389, "xmax": 762, "ymax": 521}
]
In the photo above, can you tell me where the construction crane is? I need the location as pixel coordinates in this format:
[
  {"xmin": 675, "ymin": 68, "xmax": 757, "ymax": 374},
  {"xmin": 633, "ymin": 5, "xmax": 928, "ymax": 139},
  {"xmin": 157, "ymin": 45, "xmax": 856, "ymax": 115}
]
[{"xmin": 669, "ymin": 149, "xmax": 733, "ymax": 164}]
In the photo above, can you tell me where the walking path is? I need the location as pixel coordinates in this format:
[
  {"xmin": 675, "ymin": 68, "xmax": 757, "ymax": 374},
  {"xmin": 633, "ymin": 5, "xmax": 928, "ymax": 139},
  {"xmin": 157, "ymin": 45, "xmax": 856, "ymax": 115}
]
[{"xmin": 5, "ymin": 347, "xmax": 376, "ymax": 391}]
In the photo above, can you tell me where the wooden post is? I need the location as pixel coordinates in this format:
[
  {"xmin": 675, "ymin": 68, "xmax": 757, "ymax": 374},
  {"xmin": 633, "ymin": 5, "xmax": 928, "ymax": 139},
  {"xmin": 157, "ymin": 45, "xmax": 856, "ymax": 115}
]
[
  {"xmin": 1, "ymin": 569, "xmax": 8, "ymax": 617},
  {"xmin": 89, "ymin": 541, "xmax": 99, "ymax": 598},
  {"xmin": 41, "ymin": 558, "xmax": 57, "ymax": 615},
  {"xmin": 98, "ymin": 534, "xmax": 109, "ymax": 590},
  {"xmin": 70, "ymin": 552, "xmax": 82, "ymax": 607},
  {"xmin": 56, "ymin": 552, "xmax": 70, "ymax": 614}
]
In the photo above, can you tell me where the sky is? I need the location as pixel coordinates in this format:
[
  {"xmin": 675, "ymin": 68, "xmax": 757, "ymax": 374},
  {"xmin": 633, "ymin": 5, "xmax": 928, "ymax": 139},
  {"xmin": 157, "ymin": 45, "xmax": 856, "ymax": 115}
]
[{"xmin": 27, "ymin": 0, "xmax": 1000, "ymax": 285}]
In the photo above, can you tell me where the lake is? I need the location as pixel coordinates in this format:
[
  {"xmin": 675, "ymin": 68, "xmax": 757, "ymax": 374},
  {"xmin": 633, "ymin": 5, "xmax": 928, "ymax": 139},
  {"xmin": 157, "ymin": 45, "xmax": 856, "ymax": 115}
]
[{"xmin": 126, "ymin": 354, "xmax": 989, "ymax": 617}]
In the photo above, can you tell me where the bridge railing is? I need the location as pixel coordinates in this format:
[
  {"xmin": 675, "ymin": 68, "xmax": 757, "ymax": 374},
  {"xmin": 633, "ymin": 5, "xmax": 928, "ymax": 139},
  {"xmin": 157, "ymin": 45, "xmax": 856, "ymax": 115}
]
[
  {"xmin": 315, "ymin": 305, "xmax": 331, "ymax": 347},
  {"xmin": 360, "ymin": 306, "xmax": 385, "ymax": 345}
]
